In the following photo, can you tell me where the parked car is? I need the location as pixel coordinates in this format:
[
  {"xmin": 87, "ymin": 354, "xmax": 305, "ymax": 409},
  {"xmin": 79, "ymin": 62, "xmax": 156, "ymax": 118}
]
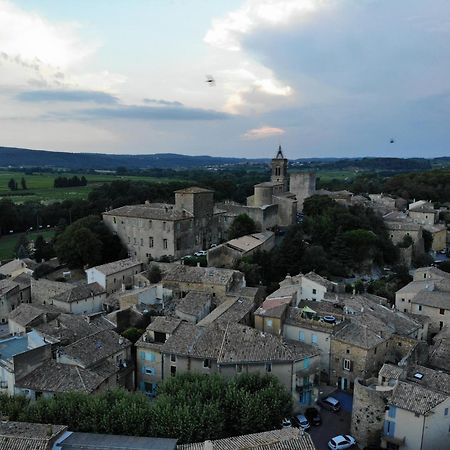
[
  {"xmin": 281, "ymin": 417, "xmax": 292, "ymax": 428},
  {"xmin": 327, "ymin": 434, "xmax": 356, "ymax": 449},
  {"xmin": 318, "ymin": 396, "xmax": 341, "ymax": 412},
  {"xmin": 194, "ymin": 250, "xmax": 207, "ymax": 257},
  {"xmin": 305, "ymin": 407, "xmax": 322, "ymax": 426},
  {"xmin": 294, "ymin": 414, "xmax": 310, "ymax": 430}
]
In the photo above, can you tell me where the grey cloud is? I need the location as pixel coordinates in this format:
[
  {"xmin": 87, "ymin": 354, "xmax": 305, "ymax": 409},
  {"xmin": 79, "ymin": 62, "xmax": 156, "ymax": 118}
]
[
  {"xmin": 17, "ymin": 89, "xmax": 119, "ymax": 104},
  {"xmin": 49, "ymin": 104, "xmax": 232, "ymax": 121},
  {"xmin": 143, "ymin": 98, "xmax": 183, "ymax": 106}
]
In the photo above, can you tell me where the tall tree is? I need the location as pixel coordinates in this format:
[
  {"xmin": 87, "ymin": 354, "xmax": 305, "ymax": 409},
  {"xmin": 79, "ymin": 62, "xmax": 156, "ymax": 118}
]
[
  {"xmin": 228, "ymin": 214, "xmax": 257, "ymax": 240},
  {"xmin": 21, "ymin": 177, "xmax": 27, "ymax": 190}
]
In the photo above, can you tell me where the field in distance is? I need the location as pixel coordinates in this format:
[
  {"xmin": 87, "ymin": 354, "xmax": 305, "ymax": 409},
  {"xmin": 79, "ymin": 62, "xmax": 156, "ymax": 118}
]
[{"xmin": 0, "ymin": 171, "xmax": 185, "ymax": 204}]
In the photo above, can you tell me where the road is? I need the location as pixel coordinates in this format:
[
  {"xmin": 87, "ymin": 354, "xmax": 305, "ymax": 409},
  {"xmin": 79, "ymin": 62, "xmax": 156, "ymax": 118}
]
[{"xmin": 308, "ymin": 409, "xmax": 360, "ymax": 450}]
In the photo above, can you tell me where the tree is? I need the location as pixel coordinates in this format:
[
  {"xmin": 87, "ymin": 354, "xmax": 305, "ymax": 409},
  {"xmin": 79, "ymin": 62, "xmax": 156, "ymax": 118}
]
[
  {"xmin": 148, "ymin": 265, "xmax": 162, "ymax": 283},
  {"xmin": 54, "ymin": 215, "xmax": 125, "ymax": 269},
  {"xmin": 34, "ymin": 235, "xmax": 55, "ymax": 262},
  {"xmin": 121, "ymin": 327, "xmax": 144, "ymax": 344},
  {"xmin": 8, "ymin": 178, "xmax": 17, "ymax": 191},
  {"xmin": 422, "ymin": 230, "xmax": 433, "ymax": 253},
  {"xmin": 228, "ymin": 214, "xmax": 257, "ymax": 240},
  {"xmin": 21, "ymin": 177, "xmax": 27, "ymax": 190},
  {"xmin": 14, "ymin": 234, "xmax": 29, "ymax": 258}
]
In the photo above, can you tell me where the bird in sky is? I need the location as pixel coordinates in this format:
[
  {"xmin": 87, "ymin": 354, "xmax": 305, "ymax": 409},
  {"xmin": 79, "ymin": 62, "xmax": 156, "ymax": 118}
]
[{"xmin": 205, "ymin": 75, "xmax": 215, "ymax": 86}]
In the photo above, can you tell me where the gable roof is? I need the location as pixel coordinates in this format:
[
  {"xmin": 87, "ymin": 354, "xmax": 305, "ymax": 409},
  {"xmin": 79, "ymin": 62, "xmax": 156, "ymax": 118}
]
[
  {"xmin": 89, "ymin": 258, "xmax": 142, "ymax": 276},
  {"xmin": 411, "ymin": 291, "xmax": 450, "ymax": 310},
  {"xmin": 61, "ymin": 329, "xmax": 131, "ymax": 368},
  {"xmin": 178, "ymin": 428, "xmax": 315, "ymax": 450},
  {"xmin": 8, "ymin": 303, "xmax": 61, "ymax": 328},
  {"xmin": 104, "ymin": 204, "xmax": 192, "ymax": 221},
  {"xmin": 52, "ymin": 282, "xmax": 105, "ymax": 304},
  {"xmin": 388, "ymin": 381, "xmax": 447, "ymax": 415},
  {"xmin": 0, "ymin": 422, "xmax": 66, "ymax": 450}
]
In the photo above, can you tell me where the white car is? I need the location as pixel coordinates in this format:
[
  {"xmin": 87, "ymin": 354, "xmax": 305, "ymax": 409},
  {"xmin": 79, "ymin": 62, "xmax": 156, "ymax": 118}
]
[
  {"xmin": 281, "ymin": 417, "xmax": 292, "ymax": 428},
  {"xmin": 295, "ymin": 414, "xmax": 310, "ymax": 430},
  {"xmin": 194, "ymin": 250, "xmax": 207, "ymax": 257},
  {"xmin": 328, "ymin": 435, "xmax": 356, "ymax": 449}
]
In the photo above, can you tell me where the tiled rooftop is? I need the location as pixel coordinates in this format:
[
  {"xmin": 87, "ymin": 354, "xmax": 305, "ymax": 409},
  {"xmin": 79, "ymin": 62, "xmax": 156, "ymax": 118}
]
[
  {"xmin": 52, "ymin": 282, "xmax": 105, "ymax": 304},
  {"xmin": 104, "ymin": 204, "xmax": 192, "ymax": 221},
  {"xmin": 90, "ymin": 258, "xmax": 142, "ymax": 276},
  {"xmin": 175, "ymin": 292, "xmax": 212, "ymax": 317}
]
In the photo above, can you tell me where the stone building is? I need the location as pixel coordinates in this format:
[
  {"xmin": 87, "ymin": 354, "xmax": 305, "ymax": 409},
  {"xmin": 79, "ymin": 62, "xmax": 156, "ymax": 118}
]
[
  {"xmin": 352, "ymin": 363, "xmax": 450, "ymax": 450},
  {"xmin": 395, "ymin": 266, "xmax": 450, "ymax": 335},
  {"xmin": 0, "ymin": 278, "xmax": 20, "ymax": 323},
  {"xmin": 220, "ymin": 146, "xmax": 316, "ymax": 231},
  {"xmin": 136, "ymin": 317, "xmax": 321, "ymax": 409},
  {"xmin": 86, "ymin": 258, "xmax": 143, "ymax": 294},
  {"xmin": 103, "ymin": 187, "xmax": 225, "ymax": 261}
]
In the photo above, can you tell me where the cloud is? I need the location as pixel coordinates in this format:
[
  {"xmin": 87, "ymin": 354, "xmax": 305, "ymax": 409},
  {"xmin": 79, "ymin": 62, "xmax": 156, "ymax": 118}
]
[
  {"xmin": 143, "ymin": 98, "xmax": 184, "ymax": 107},
  {"xmin": 243, "ymin": 126, "xmax": 285, "ymax": 140},
  {"xmin": 17, "ymin": 89, "xmax": 119, "ymax": 104},
  {"xmin": 51, "ymin": 104, "xmax": 232, "ymax": 121}
]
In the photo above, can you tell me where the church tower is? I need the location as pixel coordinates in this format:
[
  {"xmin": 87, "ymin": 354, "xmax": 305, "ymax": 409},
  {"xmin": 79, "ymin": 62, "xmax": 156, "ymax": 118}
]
[{"xmin": 271, "ymin": 145, "xmax": 288, "ymax": 192}]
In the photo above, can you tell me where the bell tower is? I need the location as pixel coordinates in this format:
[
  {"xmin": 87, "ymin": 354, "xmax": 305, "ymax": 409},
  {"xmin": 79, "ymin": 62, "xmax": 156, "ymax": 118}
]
[{"xmin": 271, "ymin": 145, "xmax": 288, "ymax": 192}]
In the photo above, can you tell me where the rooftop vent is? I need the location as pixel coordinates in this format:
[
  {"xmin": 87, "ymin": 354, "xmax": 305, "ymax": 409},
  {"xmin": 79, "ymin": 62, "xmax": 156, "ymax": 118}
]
[{"xmin": 414, "ymin": 372, "xmax": 424, "ymax": 380}]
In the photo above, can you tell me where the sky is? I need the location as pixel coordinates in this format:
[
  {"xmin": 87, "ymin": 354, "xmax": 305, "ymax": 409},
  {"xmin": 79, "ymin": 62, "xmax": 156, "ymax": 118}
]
[{"xmin": 1, "ymin": 0, "xmax": 450, "ymax": 159}]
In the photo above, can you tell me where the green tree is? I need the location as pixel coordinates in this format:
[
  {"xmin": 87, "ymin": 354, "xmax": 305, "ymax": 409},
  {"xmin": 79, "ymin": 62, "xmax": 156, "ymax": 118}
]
[
  {"xmin": 422, "ymin": 229, "xmax": 433, "ymax": 253},
  {"xmin": 21, "ymin": 177, "xmax": 27, "ymax": 190},
  {"xmin": 8, "ymin": 178, "xmax": 18, "ymax": 191},
  {"xmin": 148, "ymin": 264, "xmax": 162, "ymax": 283},
  {"xmin": 14, "ymin": 234, "xmax": 29, "ymax": 259},
  {"xmin": 121, "ymin": 327, "xmax": 144, "ymax": 344},
  {"xmin": 228, "ymin": 214, "xmax": 257, "ymax": 240}
]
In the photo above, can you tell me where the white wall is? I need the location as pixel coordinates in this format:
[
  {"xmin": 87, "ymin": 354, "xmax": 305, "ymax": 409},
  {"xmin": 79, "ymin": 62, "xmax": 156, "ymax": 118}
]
[{"xmin": 301, "ymin": 278, "xmax": 327, "ymax": 302}]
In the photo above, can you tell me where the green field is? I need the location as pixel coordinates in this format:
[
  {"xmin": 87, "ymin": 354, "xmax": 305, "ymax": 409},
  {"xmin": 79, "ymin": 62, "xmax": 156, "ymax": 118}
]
[
  {"xmin": 315, "ymin": 170, "xmax": 359, "ymax": 183},
  {"xmin": 0, "ymin": 229, "xmax": 55, "ymax": 262},
  {"xmin": 0, "ymin": 171, "xmax": 185, "ymax": 204}
]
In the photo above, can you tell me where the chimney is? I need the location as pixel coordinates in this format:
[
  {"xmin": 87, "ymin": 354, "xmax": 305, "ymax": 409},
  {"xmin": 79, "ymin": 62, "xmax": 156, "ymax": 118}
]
[{"xmin": 203, "ymin": 440, "xmax": 214, "ymax": 450}]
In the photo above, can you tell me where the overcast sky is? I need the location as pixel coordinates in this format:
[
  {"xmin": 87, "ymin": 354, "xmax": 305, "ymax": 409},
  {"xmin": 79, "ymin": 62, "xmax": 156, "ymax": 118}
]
[{"xmin": 1, "ymin": 0, "xmax": 450, "ymax": 159}]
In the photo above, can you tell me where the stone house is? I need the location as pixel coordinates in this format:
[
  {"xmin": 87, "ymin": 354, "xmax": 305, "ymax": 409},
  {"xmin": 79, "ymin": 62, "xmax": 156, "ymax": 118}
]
[
  {"xmin": 8, "ymin": 303, "xmax": 61, "ymax": 334},
  {"xmin": 0, "ymin": 422, "xmax": 67, "ymax": 450},
  {"xmin": 135, "ymin": 317, "xmax": 321, "ymax": 409},
  {"xmin": 11, "ymin": 272, "xmax": 31, "ymax": 305},
  {"xmin": 254, "ymin": 297, "xmax": 292, "ymax": 336},
  {"xmin": 0, "ymin": 331, "xmax": 51, "ymax": 395},
  {"xmin": 0, "ymin": 278, "xmax": 20, "ymax": 323},
  {"xmin": 0, "ymin": 258, "xmax": 37, "ymax": 278},
  {"xmin": 352, "ymin": 363, "xmax": 450, "ymax": 450},
  {"xmin": 49, "ymin": 282, "xmax": 106, "ymax": 315},
  {"xmin": 155, "ymin": 262, "xmax": 246, "ymax": 306},
  {"xmin": 408, "ymin": 201, "xmax": 439, "ymax": 226},
  {"xmin": 86, "ymin": 258, "xmax": 143, "ymax": 294},
  {"xmin": 207, "ymin": 231, "xmax": 275, "ymax": 269},
  {"xmin": 103, "ymin": 187, "xmax": 225, "ymax": 261},
  {"xmin": 177, "ymin": 428, "xmax": 315, "ymax": 450},
  {"xmin": 56, "ymin": 328, "xmax": 134, "ymax": 390},
  {"xmin": 396, "ymin": 267, "xmax": 450, "ymax": 335},
  {"xmin": 175, "ymin": 291, "xmax": 212, "ymax": 324}
]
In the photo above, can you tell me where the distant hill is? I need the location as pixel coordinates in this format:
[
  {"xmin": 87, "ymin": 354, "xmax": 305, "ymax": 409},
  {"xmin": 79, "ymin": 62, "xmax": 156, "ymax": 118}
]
[
  {"xmin": 0, "ymin": 146, "xmax": 253, "ymax": 170},
  {"xmin": 0, "ymin": 145, "xmax": 449, "ymax": 171}
]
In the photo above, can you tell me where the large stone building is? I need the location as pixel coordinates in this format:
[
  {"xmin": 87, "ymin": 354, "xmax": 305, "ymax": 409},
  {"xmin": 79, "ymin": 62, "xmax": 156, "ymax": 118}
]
[
  {"xmin": 103, "ymin": 187, "xmax": 225, "ymax": 261},
  {"xmin": 219, "ymin": 146, "xmax": 316, "ymax": 230}
]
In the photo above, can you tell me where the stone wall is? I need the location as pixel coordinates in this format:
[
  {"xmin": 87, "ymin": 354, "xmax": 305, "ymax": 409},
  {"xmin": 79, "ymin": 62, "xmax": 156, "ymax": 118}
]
[
  {"xmin": 289, "ymin": 172, "xmax": 316, "ymax": 211},
  {"xmin": 351, "ymin": 377, "xmax": 391, "ymax": 448}
]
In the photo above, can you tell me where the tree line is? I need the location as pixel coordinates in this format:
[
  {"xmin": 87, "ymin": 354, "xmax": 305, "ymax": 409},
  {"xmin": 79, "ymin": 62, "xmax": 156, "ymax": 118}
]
[
  {"xmin": 54, "ymin": 175, "xmax": 87, "ymax": 188},
  {"xmin": 0, "ymin": 373, "xmax": 291, "ymax": 444},
  {"xmin": 7, "ymin": 177, "xmax": 27, "ymax": 191}
]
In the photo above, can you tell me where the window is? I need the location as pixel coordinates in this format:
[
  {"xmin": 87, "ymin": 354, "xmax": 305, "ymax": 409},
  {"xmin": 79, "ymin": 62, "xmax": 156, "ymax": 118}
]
[
  {"xmin": 140, "ymin": 238, "xmax": 143, "ymax": 246},
  {"xmin": 163, "ymin": 239, "xmax": 168, "ymax": 249},
  {"xmin": 444, "ymin": 408, "xmax": 448, "ymax": 416},
  {"xmin": 265, "ymin": 363, "xmax": 272, "ymax": 373},
  {"xmin": 401, "ymin": 298, "xmax": 405, "ymax": 302},
  {"xmin": 440, "ymin": 308, "xmax": 445, "ymax": 315},
  {"xmin": 299, "ymin": 331, "xmax": 305, "ymax": 342},
  {"xmin": 144, "ymin": 367, "xmax": 156, "ymax": 376},
  {"xmin": 346, "ymin": 349, "xmax": 350, "ymax": 354},
  {"xmin": 149, "ymin": 237, "xmax": 154, "ymax": 248},
  {"xmin": 343, "ymin": 359, "xmax": 352, "ymax": 371},
  {"xmin": 408, "ymin": 299, "xmax": 411, "ymax": 303},
  {"xmin": 266, "ymin": 319, "xmax": 273, "ymax": 328},
  {"xmin": 384, "ymin": 420, "xmax": 395, "ymax": 437},
  {"xmin": 440, "ymin": 321, "xmax": 444, "ymax": 330},
  {"xmin": 170, "ymin": 366, "xmax": 176, "ymax": 376},
  {"xmin": 128, "ymin": 236, "xmax": 130, "ymax": 243},
  {"xmin": 162, "ymin": 221, "xmax": 166, "ymax": 231},
  {"xmin": 149, "ymin": 220, "xmax": 152, "ymax": 229},
  {"xmin": 236, "ymin": 364, "xmax": 242, "ymax": 373},
  {"xmin": 374, "ymin": 347, "xmax": 377, "ymax": 355},
  {"xmin": 134, "ymin": 237, "xmax": 137, "ymax": 244},
  {"xmin": 113, "ymin": 217, "xmax": 117, "ymax": 224},
  {"xmin": 311, "ymin": 334, "xmax": 318, "ymax": 345},
  {"xmin": 170, "ymin": 354, "xmax": 176, "ymax": 363},
  {"xmin": 312, "ymin": 288, "xmax": 317, "ymax": 294},
  {"xmin": 203, "ymin": 359, "xmax": 210, "ymax": 369},
  {"xmin": 418, "ymin": 305, "xmax": 422, "ymax": 311},
  {"xmin": 303, "ymin": 358, "xmax": 310, "ymax": 369}
]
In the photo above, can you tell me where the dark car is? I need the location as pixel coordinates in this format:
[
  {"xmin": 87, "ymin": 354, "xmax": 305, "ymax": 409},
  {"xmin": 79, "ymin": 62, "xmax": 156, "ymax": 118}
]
[
  {"xmin": 318, "ymin": 396, "xmax": 341, "ymax": 412},
  {"xmin": 305, "ymin": 407, "xmax": 322, "ymax": 426}
]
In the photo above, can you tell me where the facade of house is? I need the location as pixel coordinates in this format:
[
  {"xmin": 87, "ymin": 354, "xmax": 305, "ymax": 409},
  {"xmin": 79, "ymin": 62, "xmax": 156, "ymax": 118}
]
[
  {"xmin": 86, "ymin": 258, "xmax": 143, "ymax": 294},
  {"xmin": 0, "ymin": 279, "xmax": 20, "ymax": 323},
  {"xmin": 50, "ymin": 282, "xmax": 106, "ymax": 315},
  {"xmin": 136, "ymin": 317, "xmax": 321, "ymax": 409},
  {"xmin": 103, "ymin": 187, "xmax": 225, "ymax": 261}
]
